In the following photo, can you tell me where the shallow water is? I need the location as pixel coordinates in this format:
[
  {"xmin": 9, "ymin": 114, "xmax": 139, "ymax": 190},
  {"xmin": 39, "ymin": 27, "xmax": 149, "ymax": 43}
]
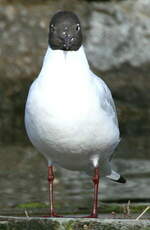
[{"xmin": 0, "ymin": 133, "xmax": 150, "ymax": 208}]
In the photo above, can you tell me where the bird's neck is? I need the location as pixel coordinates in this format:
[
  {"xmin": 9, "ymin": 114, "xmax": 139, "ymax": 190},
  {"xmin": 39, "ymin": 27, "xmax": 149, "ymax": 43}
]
[{"xmin": 39, "ymin": 45, "xmax": 90, "ymax": 79}]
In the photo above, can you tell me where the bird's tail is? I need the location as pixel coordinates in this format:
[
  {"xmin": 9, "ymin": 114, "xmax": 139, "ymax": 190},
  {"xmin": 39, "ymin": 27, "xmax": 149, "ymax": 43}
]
[{"xmin": 106, "ymin": 170, "xmax": 126, "ymax": 183}]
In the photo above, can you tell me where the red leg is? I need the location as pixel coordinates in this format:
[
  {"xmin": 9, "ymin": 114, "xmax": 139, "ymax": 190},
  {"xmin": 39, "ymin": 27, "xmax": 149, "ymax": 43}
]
[
  {"xmin": 47, "ymin": 166, "xmax": 62, "ymax": 217},
  {"xmin": 83, "ymin": 167, "xmax": 100, "ymax": 218}
]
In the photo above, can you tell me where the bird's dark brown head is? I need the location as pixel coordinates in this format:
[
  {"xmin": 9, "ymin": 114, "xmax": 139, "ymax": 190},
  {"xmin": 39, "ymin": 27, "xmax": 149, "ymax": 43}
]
[{"xmin": 48, "ymin": 11, "xmax": 82, "ymax": 51}]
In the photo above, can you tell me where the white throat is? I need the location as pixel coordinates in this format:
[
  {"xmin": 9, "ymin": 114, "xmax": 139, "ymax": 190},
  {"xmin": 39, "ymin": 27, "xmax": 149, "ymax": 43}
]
[{"xmin": 39, "ymin": 45, "xmax": 90, "ymax": 80}]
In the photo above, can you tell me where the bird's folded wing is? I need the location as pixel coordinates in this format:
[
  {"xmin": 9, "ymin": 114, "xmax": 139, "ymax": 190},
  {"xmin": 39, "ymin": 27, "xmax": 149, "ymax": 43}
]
[{"xmin": 91, "ymin": 72, "xmax": 119, "ymax": 127}]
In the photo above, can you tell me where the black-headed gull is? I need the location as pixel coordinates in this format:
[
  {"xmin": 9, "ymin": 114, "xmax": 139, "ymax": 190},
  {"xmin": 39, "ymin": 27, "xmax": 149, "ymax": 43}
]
[{"xmin": 25, "ymin": 11, "xmax": 126, "ymax": 218}]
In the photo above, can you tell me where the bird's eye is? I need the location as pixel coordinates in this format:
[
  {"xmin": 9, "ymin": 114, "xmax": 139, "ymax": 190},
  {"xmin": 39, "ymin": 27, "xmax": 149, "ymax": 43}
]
[
  {"xmin": 50, "ymin": 24, "xmax": 55, "ymax": 32},
  {"xmin": 76, "ymin": 24, "xmax": 80, "ymax": 31}
]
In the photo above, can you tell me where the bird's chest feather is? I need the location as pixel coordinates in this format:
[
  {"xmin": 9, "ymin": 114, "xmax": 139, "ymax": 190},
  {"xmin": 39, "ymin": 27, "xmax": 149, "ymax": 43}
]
[
  {"xmin": 25, "ymin": 77, "xmax": 118, "ymax": 156},
  {"xmin": 25, "ymin": 49, "xmax": 119, "ymax": 153},
  {"xmin": 26, "ymin": 74, "xmax": 99, "ymax": 137}
]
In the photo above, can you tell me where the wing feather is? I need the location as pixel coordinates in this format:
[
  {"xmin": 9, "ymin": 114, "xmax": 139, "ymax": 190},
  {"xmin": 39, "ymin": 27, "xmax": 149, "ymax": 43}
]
[{"xmin": 91, "ymin": 72, "xmax": 119, "ymax": 127}]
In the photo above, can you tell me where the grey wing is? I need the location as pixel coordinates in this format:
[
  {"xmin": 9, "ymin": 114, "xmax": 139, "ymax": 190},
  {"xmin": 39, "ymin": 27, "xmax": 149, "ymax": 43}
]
[
  {"xmin": 91, "ymin": 72, "xmax": 120, "ymax": 161},
  {"xmin": 102, "ymin": 81, "xmax": 119, "ymax": 127},
  {"xmin": 91, "ymin": 72, "xmax": 119, "ymax": 127}
]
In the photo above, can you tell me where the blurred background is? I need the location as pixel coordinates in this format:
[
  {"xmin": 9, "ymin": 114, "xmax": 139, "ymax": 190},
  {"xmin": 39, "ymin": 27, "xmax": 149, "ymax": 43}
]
[{"xmin": 0, "ymin": 0, "xmax": 150, "ymax": 213}]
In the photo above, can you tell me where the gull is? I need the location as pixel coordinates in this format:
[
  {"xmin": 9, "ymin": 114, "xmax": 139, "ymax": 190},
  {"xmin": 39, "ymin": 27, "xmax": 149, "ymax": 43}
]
[{"xmin": 25, "ymin": 11, "xmax": 126, "ymax": 218}]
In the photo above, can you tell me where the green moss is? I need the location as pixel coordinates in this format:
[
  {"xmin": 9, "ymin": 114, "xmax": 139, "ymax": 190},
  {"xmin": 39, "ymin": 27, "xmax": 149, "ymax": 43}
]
[
  {"xmin": 16, "ymin": 202, "xmax": 47, "ymax": 209},
  {"xmin": 131, "ymin": 205, "xmax": 150, "ymax": 214},
  {"xmin": 63, "ymin": 220, "xmax": 74, "ymax": 230},
  {"xmin": 11, "ymin": 202, "xmax": 150, "ymax": 218},
  {"xmin": 100, "ymin": 203, "xmax": 150, "ymax": 215},
  {"xmin": 99, "ymin": 204, "xmax": 122, "ymax": 214}
]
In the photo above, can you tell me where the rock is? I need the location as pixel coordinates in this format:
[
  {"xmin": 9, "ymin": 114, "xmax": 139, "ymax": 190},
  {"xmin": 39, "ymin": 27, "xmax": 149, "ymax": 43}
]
[
  {"xmin": 0, "ymin": 217, "xmax": 150, "ymax": 230},
  {"xmin": 85, "ymin": 0, "xmax": 150, "ymax": 106},
  {"xmin": 86, "ymin": 0, "xmax": 150, "ymax": 71}
]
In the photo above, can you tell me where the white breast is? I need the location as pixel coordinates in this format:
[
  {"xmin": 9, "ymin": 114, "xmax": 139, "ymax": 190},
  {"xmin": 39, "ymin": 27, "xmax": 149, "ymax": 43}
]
[{"xmin": 25, "ymin": 46, "xmax": 120, "ymax": 172}]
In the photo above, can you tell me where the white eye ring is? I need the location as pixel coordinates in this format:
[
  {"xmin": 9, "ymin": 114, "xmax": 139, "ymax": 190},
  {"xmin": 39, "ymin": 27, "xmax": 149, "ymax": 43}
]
[{"xmin": 76, "ymin": 24, "xmax": 80, "ymax": 31}]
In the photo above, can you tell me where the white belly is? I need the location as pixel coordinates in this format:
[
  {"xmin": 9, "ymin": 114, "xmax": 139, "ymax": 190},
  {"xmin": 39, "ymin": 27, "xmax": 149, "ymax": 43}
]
[{"xmin": 25, "ymin": 77, "xmax": 119, "ymax": 172}]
